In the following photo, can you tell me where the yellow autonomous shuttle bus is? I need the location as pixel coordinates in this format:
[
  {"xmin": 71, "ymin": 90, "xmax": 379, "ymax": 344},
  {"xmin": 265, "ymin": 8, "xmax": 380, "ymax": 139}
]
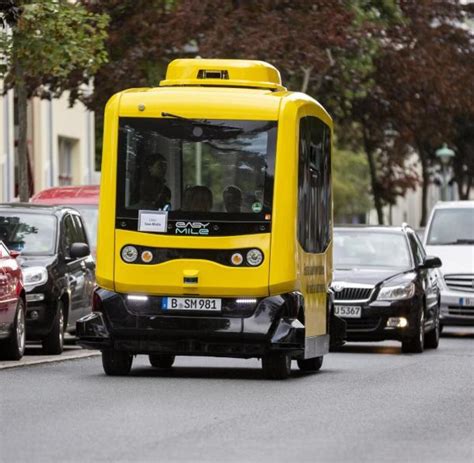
[{"xmin": 77, "ymin": 59, "xmax": 344, "ymax": 379}]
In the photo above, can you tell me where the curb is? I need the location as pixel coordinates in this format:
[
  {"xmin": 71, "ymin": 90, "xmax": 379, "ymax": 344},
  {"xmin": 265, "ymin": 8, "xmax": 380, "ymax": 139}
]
[{"xmin": 0, "ymin": 351, "xmax": 100, "ymax": 370}]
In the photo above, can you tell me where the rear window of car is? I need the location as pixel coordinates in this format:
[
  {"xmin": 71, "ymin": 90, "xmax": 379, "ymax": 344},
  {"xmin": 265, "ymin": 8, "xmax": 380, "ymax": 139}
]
[
  {"xmin": 0, "ymin": 213, "xmax": 57, "ymax": 255},
  {"xmin": 426, "ymin": 208, "xmax": 474, "ymax": 245}
]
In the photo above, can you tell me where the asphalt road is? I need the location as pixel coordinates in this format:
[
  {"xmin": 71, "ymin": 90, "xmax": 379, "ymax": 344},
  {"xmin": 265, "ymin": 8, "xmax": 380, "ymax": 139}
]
[{"xmin": 1, "ymin": 327, "xmax": 473, "ymax": 463}]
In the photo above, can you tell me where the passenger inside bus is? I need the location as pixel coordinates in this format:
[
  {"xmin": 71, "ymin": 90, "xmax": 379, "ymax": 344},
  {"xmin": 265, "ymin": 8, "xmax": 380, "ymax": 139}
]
[
  {"xmin": 136, "ymin": 153, "xmax": 171, "ymax": 210},
  {"xmin": 223, "ymin": 185, "xmax": 242, "ymax": 213},
  {"xmin": 182, "ymin": 185, "xmax": 213, "ymax": 212}
]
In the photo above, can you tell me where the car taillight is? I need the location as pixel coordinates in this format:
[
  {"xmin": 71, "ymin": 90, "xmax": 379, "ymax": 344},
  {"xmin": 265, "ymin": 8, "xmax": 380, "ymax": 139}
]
[{"xmin": 92, "ymin": 290, "xmax": 102, "ymax": 312}]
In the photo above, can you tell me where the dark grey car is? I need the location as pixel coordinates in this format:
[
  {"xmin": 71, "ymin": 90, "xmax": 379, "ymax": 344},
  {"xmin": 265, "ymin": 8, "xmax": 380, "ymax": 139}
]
[{"xmin": 0, "ymin": 204, "xmax": 95, "ymax": 354}]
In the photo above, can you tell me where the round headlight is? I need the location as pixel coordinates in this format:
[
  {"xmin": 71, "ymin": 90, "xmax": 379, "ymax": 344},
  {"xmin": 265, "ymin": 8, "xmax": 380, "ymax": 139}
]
[
  {"xmin": 231, "ymin": 253, "xmax": 243, "ymax": 266},
  {"xmin": 121, "ymin": 245, "xmax": 138, "ymax": 263},
  {"xmin": 246, "ymin": 249, "xmax": 263, "ymax": 266},
  {"xmin": 141, "ymin": 250, "xmax": 153, "ymax": 263}
]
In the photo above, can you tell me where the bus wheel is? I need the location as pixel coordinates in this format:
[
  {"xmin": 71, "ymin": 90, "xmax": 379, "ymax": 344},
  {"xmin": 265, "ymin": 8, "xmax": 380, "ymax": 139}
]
[
  {"xmin": 262, "ymin": 352, "xmax": 291, "ymax": 380},
  {"xmin": 149, "ymin": 354, "xmax": 175, "ymax": 369},
  {"xmin": 102, "ymin": 349, "xmax": 133, "ymax": 376},
  {"xmin": 297, "ymin": 356, "xmax": 323, "ymax": 372}
]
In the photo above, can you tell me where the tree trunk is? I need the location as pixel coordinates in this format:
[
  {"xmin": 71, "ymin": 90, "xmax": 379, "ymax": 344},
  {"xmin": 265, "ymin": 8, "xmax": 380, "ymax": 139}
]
[
  {"xmin": 419, "ymin": 150, "xmax": 430, "ymax": 227},
  {"xmin": 16, "ymin": 62, "xmax": 29, "ymax": 202},
  {"xmin": 363, "ymin": 132, "xmax": 384, "ymax": 224},
  {"xmin": 300, "ymin": 66, "xmax": 313, "ymax": 94},
  {"xmin": 457, "ymin": 173, "xmax": 472, "ymax": 200}
]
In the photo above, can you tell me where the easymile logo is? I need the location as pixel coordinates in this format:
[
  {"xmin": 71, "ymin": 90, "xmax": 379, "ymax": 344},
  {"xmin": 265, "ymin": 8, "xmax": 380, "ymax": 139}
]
[{"xmin": 175, "ymin": 222, "xmax": 210, "ymax": 236}]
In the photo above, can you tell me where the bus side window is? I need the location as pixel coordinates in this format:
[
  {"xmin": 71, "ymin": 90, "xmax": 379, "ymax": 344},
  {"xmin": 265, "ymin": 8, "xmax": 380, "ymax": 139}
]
[{"xmin": 298, "ymin": 116, "xmax": 331, "ymax": 254}]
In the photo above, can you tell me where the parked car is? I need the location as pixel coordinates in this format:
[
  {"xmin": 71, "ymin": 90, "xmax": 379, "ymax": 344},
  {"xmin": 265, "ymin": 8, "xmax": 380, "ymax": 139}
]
[
  {"xmin": 423, "ymin": 201, "xmax": 474, "ymax": 329},
  {"xmin": 0, "ymin": 241, "xmax": 26, "ymax": 360},
  {"xmin": 0, "ymin": 204, "xmax": 95, "ymax": 354},
  {"xmin": 31, "ymin": 185, "xmax": 99, "ymax": 256},
  {"xmin": 332, "ymin": 225, "xmax": 442, "ymax": 353}
]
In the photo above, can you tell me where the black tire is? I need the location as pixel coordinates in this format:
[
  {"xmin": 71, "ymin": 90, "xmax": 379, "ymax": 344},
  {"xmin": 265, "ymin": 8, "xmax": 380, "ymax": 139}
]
[
  {"xmin": 439, "ymin": 323, "xmax": 444, "ymax": 334},
  {"xmin": 42, "ymin": 300, "xmax": 65, "ymax": 355},
  {"xmin": 149, "ymin": 354, "xmax": 175, "ymax": 369},
  {"xmin": 297, "ymin": 356, "xmax": 323, "ymax": 372},
  {"xmin": 102, "ymin": 350, "xmax": 133, "ymax": 376},
  {"xmin": 2, "ymin": 299, "xmax": 26, "ymax": 360},
  {"xmin": 402, "ymin": 308, "xmax": 424, "ymax": 354},
  {"xmin": 425, "ymin": 310, "xmax": 440, "ymax": 349},
  {"xmin": 262, "ymin": 352, "xmax": 291, "ymax": 380}
]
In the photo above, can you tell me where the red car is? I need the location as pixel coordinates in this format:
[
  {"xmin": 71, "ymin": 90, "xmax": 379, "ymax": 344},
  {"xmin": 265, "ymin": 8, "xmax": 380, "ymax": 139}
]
[
  {"xmin": 0, "ymin": 241, "xmax": 26, "ymax": 360},
  {"xmin": 31, "ymin": 185, "xmax": 99, "ymax": 256}
]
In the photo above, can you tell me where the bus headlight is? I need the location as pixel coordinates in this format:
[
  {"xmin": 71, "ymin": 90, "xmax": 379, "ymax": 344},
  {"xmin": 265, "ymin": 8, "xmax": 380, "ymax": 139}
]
[
  {"xmin": 246, "ymin": 249, "xmax": 263, "ymax": 266},
  {"xmin": 121, "ymin": 245, "xmax": 138, "ymax": 263},
  {"xmin": 141, "ymin": 250, "xmax": 153, "ymax": 263},
  {"xmin": 231, "ymin": 253, "xmax": 243, "ymax": 266}
]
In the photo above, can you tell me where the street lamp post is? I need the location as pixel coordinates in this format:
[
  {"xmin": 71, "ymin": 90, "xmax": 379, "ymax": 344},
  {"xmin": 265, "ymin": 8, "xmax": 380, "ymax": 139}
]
[{"xmin": 435, "ymin": 143, "xmax": 455, "ymax": 201}]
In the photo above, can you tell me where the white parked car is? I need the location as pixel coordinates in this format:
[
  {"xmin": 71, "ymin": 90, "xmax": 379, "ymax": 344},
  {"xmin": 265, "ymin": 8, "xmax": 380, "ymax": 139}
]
[{"xmin": 424, "ymin": 201, "xmax": 474, "ymax": 329}]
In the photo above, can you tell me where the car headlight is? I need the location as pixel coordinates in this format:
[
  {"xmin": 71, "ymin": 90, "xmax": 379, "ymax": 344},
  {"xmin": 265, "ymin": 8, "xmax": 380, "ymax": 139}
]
[
  {"xmin": 23, "ymin": 266, "xmax": 48, "ymax": 289},
  {"xmin": 377, "ymin": 282, "xmax": 415, "ymax": 301}
]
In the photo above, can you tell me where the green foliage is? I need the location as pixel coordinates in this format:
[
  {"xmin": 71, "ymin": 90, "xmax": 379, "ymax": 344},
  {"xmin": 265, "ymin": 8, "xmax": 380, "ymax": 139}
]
[
  {"xmin": 333, "ymin": 147, "xmax": 371, "ymax": 221},
  {"xmin": 0, "ymin": 0, "xmax": 108, "ymax": 94}
]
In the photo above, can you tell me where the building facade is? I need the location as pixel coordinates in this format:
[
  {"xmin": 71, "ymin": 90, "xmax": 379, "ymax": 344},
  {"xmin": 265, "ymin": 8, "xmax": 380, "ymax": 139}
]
[{"xmin": 0, "ymin": 83, "xmax": 97, "ymax": 203}]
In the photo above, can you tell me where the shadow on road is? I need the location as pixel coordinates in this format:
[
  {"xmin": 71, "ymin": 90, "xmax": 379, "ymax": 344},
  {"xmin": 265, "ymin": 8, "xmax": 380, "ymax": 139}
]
[
  {"xmin": 24, "ymin": 344, "xmax": 81, "ymax": 356},
  {"xmin": 332, "ymin": 344, "xmax": 401, "ymax": 355},
  {"xmin": 87, "ymin": 364, "xmax": 335, "ymax": 381},
  {"xmin": 441, "ymin": 329, "xmax": 474, "ymax": 339}
]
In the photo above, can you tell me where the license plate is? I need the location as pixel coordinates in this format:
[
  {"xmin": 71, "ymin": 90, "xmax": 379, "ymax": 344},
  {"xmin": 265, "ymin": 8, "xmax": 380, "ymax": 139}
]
[
  {"xmin": 335, "ymin": 305, "xmax": 362, "ymax": 318},
  {"xmin": 162, "ymin": 297, "xmax": 222, "ymax": 311},
  {"xmin": 459, "ymin": 297, "xmax": 473, "ymax": 307}
]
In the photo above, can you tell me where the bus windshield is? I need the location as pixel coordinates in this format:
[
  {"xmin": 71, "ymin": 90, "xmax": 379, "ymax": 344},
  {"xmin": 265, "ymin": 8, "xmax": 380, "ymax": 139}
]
[{"xmin": 116, "ymin": 118, "xmax": 277, "ymax": 222}]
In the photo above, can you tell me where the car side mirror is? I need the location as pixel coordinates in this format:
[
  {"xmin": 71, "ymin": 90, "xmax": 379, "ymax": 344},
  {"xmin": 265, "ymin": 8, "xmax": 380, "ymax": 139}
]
[
  {"xmin": 9, "ymin": 250, "xmax": 21, "ymax": 259},
  {"xmin": 70, "ymin": 242, "xmax": 90, "ymax": 260},
  {"xmin": 420, "ymin": 255, "xmax": 442, "ymax": 269}
]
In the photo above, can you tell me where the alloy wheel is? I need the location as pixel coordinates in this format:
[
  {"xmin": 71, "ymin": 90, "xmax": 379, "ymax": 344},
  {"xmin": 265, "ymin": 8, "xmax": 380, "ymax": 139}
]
[
  {"xmin": 58, "ymin": 308, "xmax": 65, "ymax": 348},
  {"xmin": 419, "ymin": 309, "xmax": 425, "ymax": 347},
  {"xmin": 16, "ymin": 305, "xmax": 26, "ymax": 355}
]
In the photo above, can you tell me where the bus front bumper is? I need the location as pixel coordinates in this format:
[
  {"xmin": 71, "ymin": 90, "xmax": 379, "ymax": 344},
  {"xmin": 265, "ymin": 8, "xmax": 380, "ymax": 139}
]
[{"xmin": 76, "ymin": 290, "xmax": 306, "ymax": 358}]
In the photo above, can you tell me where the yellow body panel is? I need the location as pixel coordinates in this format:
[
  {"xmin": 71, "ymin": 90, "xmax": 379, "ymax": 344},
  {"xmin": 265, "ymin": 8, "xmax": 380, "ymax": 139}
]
[
  {"xmin": 97, "ymin": 59, "xmax": 333, "ymax": 339},
  {"xmin": 114, "ymin": 230, "xmax": 271, "ymax": 297},
  {"xmin": 118, "ymin": 87, "xmax": 282, "ymax": 121}
]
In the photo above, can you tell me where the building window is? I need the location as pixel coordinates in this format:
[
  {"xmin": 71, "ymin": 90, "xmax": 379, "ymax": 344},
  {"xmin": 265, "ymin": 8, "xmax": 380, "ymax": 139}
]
[
  {"xmin": 58, "ymin": 137, "xmax": 76, "ymax": 186},
  {"xmin": 297, "ymin": 116, "xmax": 331, "ymax": 253}
]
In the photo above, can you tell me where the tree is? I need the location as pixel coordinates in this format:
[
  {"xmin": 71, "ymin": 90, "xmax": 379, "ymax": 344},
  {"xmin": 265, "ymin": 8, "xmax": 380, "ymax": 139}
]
[
  {"xmin": 451, "ymin": 116, "xmax": 474, "ymax": 199},
  {"xmin": 332, "ymin": 147, "xmax": 371, "ymax": 223},
  {"xmin": 354, "ymin": 0, "xmax": 473, "ymax": 225},
  {"xmin": 75, "ymin": 0, "xmax": 398, "ymax": 169},
  {"xmin": 0, "ymin": 0, "xmax": 108, "ymax": 201}
]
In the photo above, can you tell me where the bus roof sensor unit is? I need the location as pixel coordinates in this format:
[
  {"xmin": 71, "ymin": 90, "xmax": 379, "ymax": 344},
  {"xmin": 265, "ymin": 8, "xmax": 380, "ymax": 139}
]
[{"xmin": 160, "ymin": 59, "xmax": 286, "ymax": 91}]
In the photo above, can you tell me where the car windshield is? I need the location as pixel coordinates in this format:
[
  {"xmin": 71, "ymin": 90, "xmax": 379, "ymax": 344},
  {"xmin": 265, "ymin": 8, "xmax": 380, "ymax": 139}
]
[
  {"xmin": 74, "ymin": 205, "xmax": 98, "ymax": 249},
  {"xmin": 116, "ymin": 118, "xmax": 276, "ymax": 221},
  {"xmin": 0, "ymin": 213, "xmax": 57, "ymax": 255},
  {"xmin": 426, "ymin": 208, "xmax": 474, "ymax": 245},
  {"xmin": 334, "ymin": 230, "xmax": 412, "ymax": 269}
]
